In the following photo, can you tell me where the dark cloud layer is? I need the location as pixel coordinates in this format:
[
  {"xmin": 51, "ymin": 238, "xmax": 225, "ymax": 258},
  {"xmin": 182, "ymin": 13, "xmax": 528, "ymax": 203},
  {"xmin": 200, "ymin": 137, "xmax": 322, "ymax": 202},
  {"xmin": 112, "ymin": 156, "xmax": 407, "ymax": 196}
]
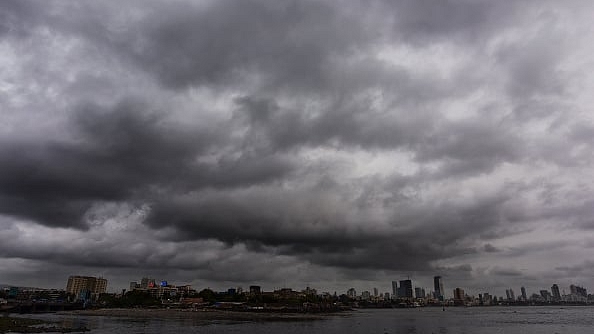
[{"xmin": 1, "ymin": 0, "xmax": 593, "ymax": 295}]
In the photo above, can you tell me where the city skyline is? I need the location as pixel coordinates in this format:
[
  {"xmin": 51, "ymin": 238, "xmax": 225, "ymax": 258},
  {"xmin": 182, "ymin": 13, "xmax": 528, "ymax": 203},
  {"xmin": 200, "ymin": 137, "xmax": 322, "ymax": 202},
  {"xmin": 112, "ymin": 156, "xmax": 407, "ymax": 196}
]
[
  {"xmin": 1, "ymin": 1, "xmax": 594, "ymax": 294},
  {"xmin": 2, "ymin": 273, "xmax": 591, "ymax": 302}
]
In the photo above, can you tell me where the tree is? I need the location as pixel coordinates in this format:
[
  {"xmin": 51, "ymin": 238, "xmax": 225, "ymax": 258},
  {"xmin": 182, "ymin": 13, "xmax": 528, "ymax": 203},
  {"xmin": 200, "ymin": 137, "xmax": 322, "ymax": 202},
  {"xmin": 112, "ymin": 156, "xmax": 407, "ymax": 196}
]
[{"xmin": 197, "ymin": 289, "xmax": 217, "ymax": 303}]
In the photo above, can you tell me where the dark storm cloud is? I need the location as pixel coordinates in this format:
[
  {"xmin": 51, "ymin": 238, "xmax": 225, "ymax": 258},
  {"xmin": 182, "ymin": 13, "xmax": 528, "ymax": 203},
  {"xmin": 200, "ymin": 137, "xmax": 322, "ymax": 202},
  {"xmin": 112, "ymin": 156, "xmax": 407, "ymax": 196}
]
[
  {"xmin": 0, "ymin": 98, "xmax": 291, "ymax": 228},
  {"xmin": 483, "ymin": 244, "xmax": 500, "ymax": 253},
  {"xmin": 143, "ymin": 182, "xmax": 512, "ymax": 272},
  {"xmin": 1, "ymin": 0, "xmax": 593, "ymax": 292}
]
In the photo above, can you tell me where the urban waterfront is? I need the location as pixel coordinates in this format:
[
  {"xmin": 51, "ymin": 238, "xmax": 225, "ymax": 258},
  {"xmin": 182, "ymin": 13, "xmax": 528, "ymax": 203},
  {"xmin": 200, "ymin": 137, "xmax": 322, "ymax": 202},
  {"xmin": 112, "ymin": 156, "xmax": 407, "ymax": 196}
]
[{"xmin": 17, "ymin": 306, "xmax": 594, "ymax": 334}]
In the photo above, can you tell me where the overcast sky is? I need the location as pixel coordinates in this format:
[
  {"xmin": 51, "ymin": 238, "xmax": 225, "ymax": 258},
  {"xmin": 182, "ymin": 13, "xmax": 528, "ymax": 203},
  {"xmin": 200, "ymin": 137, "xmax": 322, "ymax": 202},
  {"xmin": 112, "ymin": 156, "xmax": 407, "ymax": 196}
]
[{"xmin": 1, "ymin": 0, "xmax": 594, "ymax": 298}]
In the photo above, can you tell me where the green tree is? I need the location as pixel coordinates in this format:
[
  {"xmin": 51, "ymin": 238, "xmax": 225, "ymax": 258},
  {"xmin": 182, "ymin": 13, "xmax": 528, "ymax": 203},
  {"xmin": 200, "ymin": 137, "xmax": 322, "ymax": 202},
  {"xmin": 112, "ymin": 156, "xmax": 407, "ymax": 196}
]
[{"xmin": 197, "ymin": 289, "xmax": 217, "ymax": 303}]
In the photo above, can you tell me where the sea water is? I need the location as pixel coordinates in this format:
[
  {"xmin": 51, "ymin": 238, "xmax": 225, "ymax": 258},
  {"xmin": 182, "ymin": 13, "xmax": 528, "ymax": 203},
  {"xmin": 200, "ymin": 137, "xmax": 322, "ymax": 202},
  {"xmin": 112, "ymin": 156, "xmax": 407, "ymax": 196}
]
[{"xmin": 18, "ymin": 306, "xmax": 594, "ymax": 334}]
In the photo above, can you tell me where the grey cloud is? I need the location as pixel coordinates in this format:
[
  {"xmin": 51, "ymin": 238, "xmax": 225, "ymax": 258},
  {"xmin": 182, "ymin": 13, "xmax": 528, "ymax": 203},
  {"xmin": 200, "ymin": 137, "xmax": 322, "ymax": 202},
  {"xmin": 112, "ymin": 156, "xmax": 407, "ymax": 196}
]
[
  {"xmin": 491, "ymin": 267, "xmax": 523, "ymax": 277},
  {"xmin": 1, "ymin": 0, "xmax": 593, "ymax": 293},
  {"xmin": 496, "ymin": 34, "xmax": 569, "ymax": 101},
  {"xmin": 384, "ymin": 0, "xmax": 520, "ymax": 45},
  {"xmin": 0, "ymin": 98, "xmax": 291, "ymax": 228},
  {"xmin": 507, "ymin": 240, "xmax": 571, "ymax": 257},
  {"xmin": 105, "ymin": 0, "xmax": 375, "ymax": 92},
  {"xmin": 235, "ymin": 95, "xmax": 524, "ymax": 179},
  {"xmin": 555, "ymin": 261, "xmax": 594, "ymax": 276},
  {"xmin": 143, "ymin": 182, "xmax": 511, "ymax": 272},
  {"xmin": 483, "ymin": 244, "xmax": 500, "ymax": 253},
  {"xmin": 0, "ymin": 0, "xmax": 39, "ymax": 38}
]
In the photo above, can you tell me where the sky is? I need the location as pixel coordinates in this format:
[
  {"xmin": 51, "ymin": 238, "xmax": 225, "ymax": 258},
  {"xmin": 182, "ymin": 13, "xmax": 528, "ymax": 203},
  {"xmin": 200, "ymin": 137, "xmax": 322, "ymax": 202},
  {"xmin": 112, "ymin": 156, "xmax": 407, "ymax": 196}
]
[{"xmin": 1, "ymin": 0, "xmax": 594, "ymax": 298}]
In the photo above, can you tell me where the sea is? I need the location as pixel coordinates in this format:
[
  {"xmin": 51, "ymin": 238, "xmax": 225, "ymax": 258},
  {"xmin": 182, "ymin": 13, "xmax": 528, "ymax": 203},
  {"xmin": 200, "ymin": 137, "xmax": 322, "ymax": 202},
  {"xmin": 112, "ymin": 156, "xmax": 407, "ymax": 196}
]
[{"xmin": 14, "ymin": 306, "xmax": 594, "ymax": 334}]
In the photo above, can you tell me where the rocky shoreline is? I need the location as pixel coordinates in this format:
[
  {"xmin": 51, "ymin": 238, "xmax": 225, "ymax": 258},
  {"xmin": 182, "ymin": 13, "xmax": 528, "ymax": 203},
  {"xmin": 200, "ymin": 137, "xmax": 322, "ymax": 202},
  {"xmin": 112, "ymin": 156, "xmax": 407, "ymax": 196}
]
[{"xmin": 0, "ymin": 316, "xmax": 89, "ymax": 333}]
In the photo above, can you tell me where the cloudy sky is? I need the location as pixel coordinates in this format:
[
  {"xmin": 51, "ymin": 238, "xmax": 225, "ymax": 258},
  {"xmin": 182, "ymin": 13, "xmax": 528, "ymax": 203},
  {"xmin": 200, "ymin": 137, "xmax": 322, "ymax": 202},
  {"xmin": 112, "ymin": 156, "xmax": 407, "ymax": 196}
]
[{"xmin": 1, "ymin": 0, "xmax": 594, "ymax": 297}]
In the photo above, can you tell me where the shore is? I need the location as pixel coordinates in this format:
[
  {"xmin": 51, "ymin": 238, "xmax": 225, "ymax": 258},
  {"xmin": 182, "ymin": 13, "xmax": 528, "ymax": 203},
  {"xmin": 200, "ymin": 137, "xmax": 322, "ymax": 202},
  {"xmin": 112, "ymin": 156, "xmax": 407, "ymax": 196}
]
[
  {"xmin": 62, "ymin": 308, "xmax": 348, "ymax": 322},
  {"xmin": 0, "ymin": 316, "xmax": 89, "ymax": 333}
]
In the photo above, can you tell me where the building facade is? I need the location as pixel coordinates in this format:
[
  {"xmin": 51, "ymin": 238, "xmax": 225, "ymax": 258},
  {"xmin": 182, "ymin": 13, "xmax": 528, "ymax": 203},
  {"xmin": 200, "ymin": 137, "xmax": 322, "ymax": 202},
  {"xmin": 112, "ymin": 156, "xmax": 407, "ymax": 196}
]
[
  {"xmin": 66, "ymin": 275, "xmax": 107, "ymax": 301},
  {"xmin": 434, "ymin": 276, "xmax": 444, "ymax": 301},
  {"xmin": 453, "ymin": 287, "xmax": 465, "ymax": 304},
  {"xmin": 551, "ymin": 284, "xmax": 561, "ymax": 301},
  {"xmin": 414, "ymin": 287, "xmax": 426, "ymax": 299},
  {"xmin": 399, "ymin": 280, "xmax": 413, "ymax": 298},
  {"xmin": 520, "ymin": 287, "xmax": 527, "ymax": 301},
  {"xmin": 391, "ymin": 281, "xmax": 398, "ymax": 299}
]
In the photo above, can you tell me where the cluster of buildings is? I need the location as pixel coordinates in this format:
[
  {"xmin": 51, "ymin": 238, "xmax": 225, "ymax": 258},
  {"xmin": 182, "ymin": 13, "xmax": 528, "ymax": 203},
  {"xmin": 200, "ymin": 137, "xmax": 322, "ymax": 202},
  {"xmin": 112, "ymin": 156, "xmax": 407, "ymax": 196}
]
[
  {"xmin": 506, "ymin": 283, "xmax": 591, "ymax": 304},
  {"xmin": 345, "ymin": 276, "xmax": 594, "ymax": 307},
  {"xmin": 3, "ymin": 274, "xmax": 593, "ymax": 309},
  {"xmin": 0, "ymin": 286, "xmax": 66, "ymax": 303},
  {"xmin": 346, "ymin": 276, "xmax": 443, "ymax": 306},
  {"xmin": 128, "ymin": 277, "xmax": 195, "ymax": 300}
]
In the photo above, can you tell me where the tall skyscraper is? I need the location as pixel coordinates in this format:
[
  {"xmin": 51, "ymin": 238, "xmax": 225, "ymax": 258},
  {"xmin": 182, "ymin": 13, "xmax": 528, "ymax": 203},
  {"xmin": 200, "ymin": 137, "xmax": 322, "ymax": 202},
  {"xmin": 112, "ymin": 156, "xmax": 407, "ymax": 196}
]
[
  {"xmin": 434, "ymin": 276, "xmax": 444, "ymax": 301},
  {"xmin": 399, "ymin": 280, "xmax": 413, "ymax": 298},
  {"xmin": 453, "ymin": 287, "xmax": 465, "ymax": 300},
  {"xmin": 540, "ymin": 290, "xmax": 551, "ymax": 301},
  {"xmin": 551, "ymin": 284, "xmax": 561, "ymax": 301},
  {"xmin": 521, "ymin": 287, "xmax": 527, "ymax": 301},
  {"xmin": 570, "ymin": 284, "xmax": 587, "ymax": 297},
  {"xmin": 506, "ymin": 288, "xmax": 515, "ymax": 301},
  {"xmin": 392, "ymin": 281, "xmax": 398, "ymax": 298}
]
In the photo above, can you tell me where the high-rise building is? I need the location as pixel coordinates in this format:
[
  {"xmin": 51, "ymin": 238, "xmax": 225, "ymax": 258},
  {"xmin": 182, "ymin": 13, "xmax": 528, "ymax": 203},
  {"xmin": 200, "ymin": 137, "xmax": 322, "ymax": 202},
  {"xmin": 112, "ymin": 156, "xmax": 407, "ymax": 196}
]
[
  {"xmin": 521, "ymin": 287, "xmax": 527, "ymax": 301},
  {"xmin": 140, "ymin": 277, "xmax": 156, "ymax": 289},
  {"xmin": 453, "ymin": 288, "xmax": 465, "ymax": 302},
  {"xmin": 414, "ymin": 287, "xmax": 425, "ymax": 299},
  {"xmin": 434, "ymin": 276, "xmax": 444, "ymax": 301},
  {"xmin": 551, "ymin": 284, "xmax": 561, "ymax": 301},
  {"xmin": 399, "ymin": 280, "xmax": 413, "ymax": 298},
  {"xmin": 347, "ymin": 288, "xmax": 357, "ymax": 299},
  {"xmin": 505, "ymin": 288, "xmax": 515, "ymax": 301},
  {"xmin": 66, "ymin": 275, "xmax": 107, "ymax": 300},
  {"xmin": 570, "ymin": 284, "xmax": 587, "ymax": 297},
  {"xmin": 540, "ymin": 290, "xmax": 551, "ymax": 301},
  {"xmin": 373, "ymin": 287, "xmax": 378, "ymax": 297},
  {"xmin": 361, "ymin": 291, "xmax": 371, "ymax": 300},
  {"xmin": 482, "ymin": 292, "xmax": 492, "ymax": 305},
  {"xmin": 392, "ymin": 281, "xmax": 398, "ymax": 298}
]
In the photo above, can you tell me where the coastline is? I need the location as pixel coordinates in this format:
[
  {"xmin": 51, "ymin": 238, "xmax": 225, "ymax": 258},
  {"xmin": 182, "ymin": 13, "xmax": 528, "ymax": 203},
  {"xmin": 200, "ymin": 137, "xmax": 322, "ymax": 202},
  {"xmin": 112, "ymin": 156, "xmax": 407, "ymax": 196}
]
[
  {"xmin": 61, "ymin": 308, "xmax": 348, "ymax": 321},
  {"xmin": 0, "ymin": 316, "xmax": 89, "ymax": 333}
]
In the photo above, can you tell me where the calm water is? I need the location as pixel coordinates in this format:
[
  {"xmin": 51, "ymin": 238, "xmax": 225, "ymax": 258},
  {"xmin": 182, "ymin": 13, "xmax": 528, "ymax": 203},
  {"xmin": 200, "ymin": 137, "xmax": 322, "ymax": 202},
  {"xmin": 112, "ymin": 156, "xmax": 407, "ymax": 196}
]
[{"xmin": 20, "ymin": 306, "xmax": 594, "ymax": 334}]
